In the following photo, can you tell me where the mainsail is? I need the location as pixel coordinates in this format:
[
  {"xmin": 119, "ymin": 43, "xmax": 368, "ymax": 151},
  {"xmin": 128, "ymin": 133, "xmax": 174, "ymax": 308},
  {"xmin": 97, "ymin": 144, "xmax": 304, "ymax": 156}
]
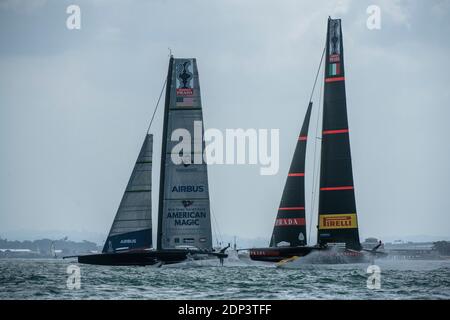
[
  {"xmin": 102, "ymin": 134, "xmax": 153, "ymax": 253},
  {"xmin": 317, "ymin": 18, "xmax": 361, "ymax": 250},
  {"xmin": 269, "ymin": 102, "xmax": 313, "ymax": 247},
  {"xmin": 157, "ymin": 57, "xmax": 212, "ymax": 251}
]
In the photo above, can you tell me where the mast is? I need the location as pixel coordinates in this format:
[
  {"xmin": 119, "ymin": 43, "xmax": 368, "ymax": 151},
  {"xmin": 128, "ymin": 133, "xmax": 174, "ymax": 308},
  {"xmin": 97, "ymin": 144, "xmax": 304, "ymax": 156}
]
[
  {"xmin": 157, "ymin": 57, "xmax": 212, "ymax": 251},
  {"xmin": 157, "ymin": 56, "xmax": 174, "ymax": 250},
  {"xmin": 269, "ymin": 102, "xmax": 313, "ymax": 247},
  {"xmin": 316, "ymin": 18, "xmax": 361, "ymax": 250}
]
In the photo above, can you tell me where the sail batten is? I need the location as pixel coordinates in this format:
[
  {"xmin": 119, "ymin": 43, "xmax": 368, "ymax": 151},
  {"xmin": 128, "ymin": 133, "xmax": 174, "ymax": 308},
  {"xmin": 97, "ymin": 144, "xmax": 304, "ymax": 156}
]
[{"xmin": 317, "ymin": 18, "xmax": 361, "ymax": 250}]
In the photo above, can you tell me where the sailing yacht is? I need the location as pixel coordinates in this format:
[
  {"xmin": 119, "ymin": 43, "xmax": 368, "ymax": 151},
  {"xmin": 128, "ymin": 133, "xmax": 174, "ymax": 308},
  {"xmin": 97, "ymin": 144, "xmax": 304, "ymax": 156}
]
[
  {"xmin": 64, "ymin": 57, "xmax": 227, "ymax": 266},
  {"xmin": 249, "ymin": 18, "xmax": 384, "ymax": 264}
]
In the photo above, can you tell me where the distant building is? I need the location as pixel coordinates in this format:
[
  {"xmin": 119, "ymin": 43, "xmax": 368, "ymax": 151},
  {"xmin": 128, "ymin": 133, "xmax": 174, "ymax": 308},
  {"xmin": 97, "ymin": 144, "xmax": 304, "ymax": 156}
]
[
  {"xmin": 360, "ymin": 238, "xmax": 447, "ymax": 260},
  {"xmin": 384, "ymin": 241, "xmax": 440, "ymax": 260},
  {"xmin": 361, "ymin": 238, "xmax": 384, "ymax": 251}
]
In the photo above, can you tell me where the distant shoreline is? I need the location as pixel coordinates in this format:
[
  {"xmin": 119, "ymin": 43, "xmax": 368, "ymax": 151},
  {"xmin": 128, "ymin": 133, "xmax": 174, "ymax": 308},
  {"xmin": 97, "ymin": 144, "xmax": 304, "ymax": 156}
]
[{"xmin": 0, "ymin": 237, "xmax": 101, "ymax": 258}]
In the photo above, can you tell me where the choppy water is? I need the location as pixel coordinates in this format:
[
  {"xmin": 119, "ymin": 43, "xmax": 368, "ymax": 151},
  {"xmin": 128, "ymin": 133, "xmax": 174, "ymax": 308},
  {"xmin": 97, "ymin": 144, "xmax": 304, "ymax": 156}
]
[{"xmin": 0, "ymin": 257, "xmax": 449, "ymax": 299}]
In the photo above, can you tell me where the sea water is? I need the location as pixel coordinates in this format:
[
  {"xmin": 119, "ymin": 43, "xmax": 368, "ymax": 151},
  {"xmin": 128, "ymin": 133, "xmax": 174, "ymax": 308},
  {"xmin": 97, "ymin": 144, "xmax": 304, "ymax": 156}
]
[{"xmin": 0, "ymin": 257, "xmax": 449, "ymax": 299}]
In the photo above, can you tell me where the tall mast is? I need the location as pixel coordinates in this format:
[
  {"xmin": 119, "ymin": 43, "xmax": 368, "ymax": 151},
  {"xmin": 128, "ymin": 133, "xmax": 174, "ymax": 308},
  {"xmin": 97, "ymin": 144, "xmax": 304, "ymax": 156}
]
[{"xmin": 157, "ymin": 56, "xmax": 174, "ymax": 250}]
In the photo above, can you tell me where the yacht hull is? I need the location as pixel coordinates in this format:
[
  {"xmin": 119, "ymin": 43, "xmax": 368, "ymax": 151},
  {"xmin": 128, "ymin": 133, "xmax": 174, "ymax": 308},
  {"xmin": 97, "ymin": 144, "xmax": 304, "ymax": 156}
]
[
  {"xmin": 249, "ymin": 246, "xmax": 316, "ymax": 262},
  {"xmin": 249, "ymin": 246, "xmax": 369, "ymax": 264},
  {"xmin": 67, "ymin": 250, "xmax": 228, "ymax": 266}
]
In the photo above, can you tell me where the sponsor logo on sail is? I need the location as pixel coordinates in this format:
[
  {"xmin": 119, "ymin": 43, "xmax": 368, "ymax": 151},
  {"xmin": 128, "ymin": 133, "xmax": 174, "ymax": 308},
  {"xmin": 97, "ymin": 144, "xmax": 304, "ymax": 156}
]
[
  {"xmin": 329, "ymin": 19, "xmax": 341, "ymax": 56},
  {"xmin": 330, "ymin": 54, "xmax": 340, "ymax": 62},
  {"xmin": 250, "ymin": 250, "xmax": 280, "ymax": 256},
  {"xmin": 176, "ymin": 60, "xmax": 194, "ymax": 96},
  {"xmin": 167, "ymin": 210, "xmax": 207, "ymax": 226},
  {"xmin": 120, "ymin": 239, "xmax": 137, "ymax": 244},
  {"xmin": 275, "ymin": 218, "xmax": 305, "ymax": 226},
  {"xmin": 182, "ymin": 200, "xmax": 194, "ymax": 207},
  {"xmin": 171, "ymin": 185, "xmax": 205, "ymax": 193},
  {"xmin": 319, "ymin": 214, "xmax": 357, "ymax": 229},
  {"xmin": 176, "ymin": 88, "xmax": 193, "ymax": 96}
]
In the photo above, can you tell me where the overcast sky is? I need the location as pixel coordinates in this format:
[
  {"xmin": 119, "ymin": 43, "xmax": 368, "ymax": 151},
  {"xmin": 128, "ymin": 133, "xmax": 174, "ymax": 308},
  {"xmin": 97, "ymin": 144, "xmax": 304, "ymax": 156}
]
[{"xmin": 1, "ymin": 0, "xmax": 449, "ymax": 244}]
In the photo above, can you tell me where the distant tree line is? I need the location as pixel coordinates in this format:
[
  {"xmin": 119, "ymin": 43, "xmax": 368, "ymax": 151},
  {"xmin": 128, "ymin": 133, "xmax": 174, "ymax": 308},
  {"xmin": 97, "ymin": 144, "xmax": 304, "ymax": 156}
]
[
  {"xmin": 0, "ymin": 237, "xmax": 100, "ymax": 255},
  {"xmin": 433, "ymin": 241, "xmax": 450, "ymax": 256}
]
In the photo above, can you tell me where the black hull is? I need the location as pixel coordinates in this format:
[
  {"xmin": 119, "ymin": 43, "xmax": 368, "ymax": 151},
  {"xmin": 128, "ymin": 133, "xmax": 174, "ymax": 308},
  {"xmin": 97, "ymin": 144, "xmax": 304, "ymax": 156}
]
[
  {"xmin": 249, "ymin": 246, "xmax": 369, "ymax": 264},
  {"xmin": 250, "ymin": 246, "xmax": 316, "ymax": 262},
  {"xmin": 77, "ymin": 252, "xmax": 160, "ymax": 266},
  {"xmin": 72, "ymin": 250, "xmax": 227, "ymax": 266}
]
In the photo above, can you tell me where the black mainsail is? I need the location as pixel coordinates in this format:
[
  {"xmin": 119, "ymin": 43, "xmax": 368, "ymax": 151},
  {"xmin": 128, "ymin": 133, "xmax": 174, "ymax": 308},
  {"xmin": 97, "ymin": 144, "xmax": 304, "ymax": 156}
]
[
  {"xmin": 102, "ymin": 134, "xmax": 153, "ymax": 253},
  {"xmin": 317, "ymin": 18, "xmax": 361, "ymax": 250},
  {"xmin": 269, "ymin": 102, "xmax": 312, "ymax": 248},
  {"xmin": 157, "ymin": 57, "xmax": 212, "ymax": 251}
]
